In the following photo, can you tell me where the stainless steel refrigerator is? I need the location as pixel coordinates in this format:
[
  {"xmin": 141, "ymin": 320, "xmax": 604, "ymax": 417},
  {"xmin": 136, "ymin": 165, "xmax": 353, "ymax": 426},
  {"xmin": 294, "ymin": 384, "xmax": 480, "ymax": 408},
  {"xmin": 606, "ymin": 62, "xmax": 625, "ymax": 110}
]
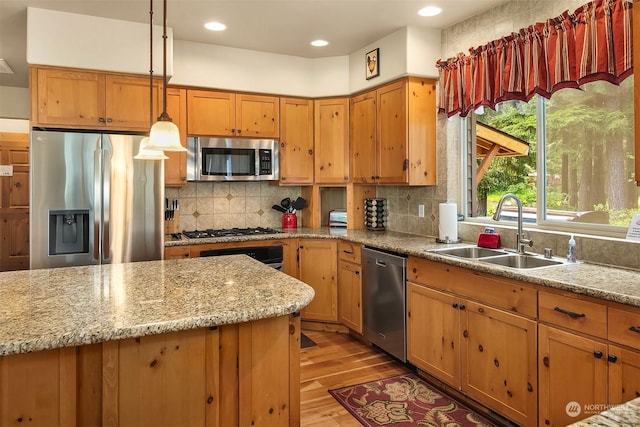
[{"xmin": 30, "ymin": 130, "xmax": 164, "ymax": 269}]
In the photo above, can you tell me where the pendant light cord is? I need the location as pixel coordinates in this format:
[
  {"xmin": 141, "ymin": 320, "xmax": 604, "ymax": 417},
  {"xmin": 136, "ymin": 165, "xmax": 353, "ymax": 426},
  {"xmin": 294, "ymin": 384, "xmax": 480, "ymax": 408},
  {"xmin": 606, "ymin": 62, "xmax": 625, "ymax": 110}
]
[
  {"xmin": 158, "ymin": 0, "xmax": 171, "ymax": 122},
  {"xmin": 149, "ymin": 0, "xmax": 154, "ymax": 126}
]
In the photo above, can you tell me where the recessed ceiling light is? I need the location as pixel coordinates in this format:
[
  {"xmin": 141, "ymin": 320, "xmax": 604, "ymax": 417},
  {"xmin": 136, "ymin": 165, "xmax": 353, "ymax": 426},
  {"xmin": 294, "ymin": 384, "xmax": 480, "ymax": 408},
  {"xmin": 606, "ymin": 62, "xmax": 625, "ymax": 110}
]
[
  {"xmin": 311, "ymin": 40, "xmax": 329, "ymax": 47},
  {"xmin": 204, "ymin": 21, "xmax": 226, "ymax": 31},
  {"xmin": 418, "ymin": 6, "xmax": 442, "ymax": 17}
]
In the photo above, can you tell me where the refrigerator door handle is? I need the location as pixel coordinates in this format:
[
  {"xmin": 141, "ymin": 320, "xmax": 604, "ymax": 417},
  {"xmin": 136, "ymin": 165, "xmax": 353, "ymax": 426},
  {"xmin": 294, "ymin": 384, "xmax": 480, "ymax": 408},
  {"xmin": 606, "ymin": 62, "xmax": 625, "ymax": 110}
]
[
  {"xmin": 94, "ymin": 149, "xmax": 101, "ymax": 261},
  {"xmin": 102, "ymin": 147, "xmax": 111, "ymax": 262}
]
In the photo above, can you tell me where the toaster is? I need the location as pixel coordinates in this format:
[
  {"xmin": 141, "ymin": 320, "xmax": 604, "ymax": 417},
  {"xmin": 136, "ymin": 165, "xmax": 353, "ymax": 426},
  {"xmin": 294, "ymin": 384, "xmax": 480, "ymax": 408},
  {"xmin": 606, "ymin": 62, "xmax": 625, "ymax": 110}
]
[{"xmin": 328, "ymin": 209, "xmax": 347, "ymax": 227}]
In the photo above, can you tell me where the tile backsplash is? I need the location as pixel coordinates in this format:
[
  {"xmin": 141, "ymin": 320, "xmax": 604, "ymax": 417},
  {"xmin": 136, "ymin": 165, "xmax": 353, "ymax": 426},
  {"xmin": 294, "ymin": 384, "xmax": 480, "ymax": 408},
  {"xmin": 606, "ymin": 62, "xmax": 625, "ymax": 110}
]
[{"xmin": 165, "ymin": 182, "xmax": 301, "ymax": 231}]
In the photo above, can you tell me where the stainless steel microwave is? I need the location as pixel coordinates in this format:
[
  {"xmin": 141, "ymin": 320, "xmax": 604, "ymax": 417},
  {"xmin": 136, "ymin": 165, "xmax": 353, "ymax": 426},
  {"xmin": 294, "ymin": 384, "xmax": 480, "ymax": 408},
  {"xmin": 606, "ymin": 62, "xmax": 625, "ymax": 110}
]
[{"xmin": 187, "ymin": 137, "xmax": 279, "ymax": 181}]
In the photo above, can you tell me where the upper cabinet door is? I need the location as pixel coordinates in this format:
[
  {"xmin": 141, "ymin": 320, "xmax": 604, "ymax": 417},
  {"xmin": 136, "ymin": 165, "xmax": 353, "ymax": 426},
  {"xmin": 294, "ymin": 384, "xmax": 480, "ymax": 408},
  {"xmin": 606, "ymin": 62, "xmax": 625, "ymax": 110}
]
[
  {"xmin": 34, "ymin": 68, "xmax": 106, "ymax": 128},
  {"xmin": 376, "ymin": 80, "xmax": 408, "ymax": 184},
  {"xmin": 235, "ymin": 94, "xmax": 280, "ymax": 138},
  {"xmin": 164, "ymin": 87, "xmax": 188, "ymax": 187},
  {"xmin": 314, "ymin": 98, "xmax": 350, "ymax": 184},
  {"xmin": 350, "ymin": 90, "xmax": 377, "ymax": 184},
  {"xmin": 105, "ymin": 74, "xmax": 160, "ymax": 130},
  {"xmin": 279, "ymin": 97, "xmax": 314, "ymax": 185},
  {"xmin": 187, "ymin": 89, "xmax": 235, "ymax": 136}
]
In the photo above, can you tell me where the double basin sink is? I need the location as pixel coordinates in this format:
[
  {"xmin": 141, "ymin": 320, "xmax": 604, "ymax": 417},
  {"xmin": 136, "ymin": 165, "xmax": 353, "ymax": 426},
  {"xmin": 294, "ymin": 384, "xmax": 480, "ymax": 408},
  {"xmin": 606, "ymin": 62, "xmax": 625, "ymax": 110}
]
[{"xmin": 429, "ymin": 245, "xmax": 571, "ymax": 269}]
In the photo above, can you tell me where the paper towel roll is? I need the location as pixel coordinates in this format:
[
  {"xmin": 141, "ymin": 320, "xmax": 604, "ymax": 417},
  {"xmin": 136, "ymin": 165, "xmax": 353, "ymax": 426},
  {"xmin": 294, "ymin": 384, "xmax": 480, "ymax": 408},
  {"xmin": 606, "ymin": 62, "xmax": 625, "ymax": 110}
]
[{"xmin": 439, "ymin": 202, "xmax": 458, "ymax": 242}]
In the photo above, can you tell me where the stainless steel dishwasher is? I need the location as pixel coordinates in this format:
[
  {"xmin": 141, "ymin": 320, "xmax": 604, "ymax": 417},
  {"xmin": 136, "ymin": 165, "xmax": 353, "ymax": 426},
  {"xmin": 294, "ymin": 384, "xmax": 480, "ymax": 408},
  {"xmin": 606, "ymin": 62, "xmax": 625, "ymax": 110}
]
[{"xmin": 362, "ymin": 246, "xmax": 407, "ymax": 362}]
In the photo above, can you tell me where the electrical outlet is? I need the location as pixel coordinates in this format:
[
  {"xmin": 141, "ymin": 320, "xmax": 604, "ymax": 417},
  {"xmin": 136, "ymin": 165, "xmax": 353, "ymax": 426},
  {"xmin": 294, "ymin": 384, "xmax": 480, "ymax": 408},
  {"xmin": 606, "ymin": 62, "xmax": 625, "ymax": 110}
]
[
  {"xmin": 0, "ymin": 165, "xmax": 13, "ymax": 176},
  {"xmin": 418, "ymin": 204, "xmax": 425, "ymax": 218}
]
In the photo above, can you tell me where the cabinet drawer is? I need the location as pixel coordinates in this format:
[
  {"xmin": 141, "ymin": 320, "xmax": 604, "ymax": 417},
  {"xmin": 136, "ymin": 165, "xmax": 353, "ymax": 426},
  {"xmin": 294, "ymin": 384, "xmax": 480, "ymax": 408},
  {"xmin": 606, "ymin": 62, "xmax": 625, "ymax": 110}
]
[
  {"xmin": 408, "ymin": 257, "xmax": 536, "ymax": 318},
  {"xmin": 538, "ymin": 291, "xmax": 607, "ymax": 338},
  {"xmin": 338, "ymin": 241, "xmax": 361, "ymax": 264},
  {"xmin": 608, "ymin": 306, "xmax": 640, "ymax": 350}
]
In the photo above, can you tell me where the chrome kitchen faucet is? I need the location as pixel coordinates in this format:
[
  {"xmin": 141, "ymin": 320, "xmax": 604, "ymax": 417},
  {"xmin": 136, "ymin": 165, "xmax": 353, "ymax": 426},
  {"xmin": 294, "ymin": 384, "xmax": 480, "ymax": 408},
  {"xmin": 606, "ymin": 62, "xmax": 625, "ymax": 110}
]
[{"xmin": 493, "ymin": 193, "xmax": 533, "ymax": 254}]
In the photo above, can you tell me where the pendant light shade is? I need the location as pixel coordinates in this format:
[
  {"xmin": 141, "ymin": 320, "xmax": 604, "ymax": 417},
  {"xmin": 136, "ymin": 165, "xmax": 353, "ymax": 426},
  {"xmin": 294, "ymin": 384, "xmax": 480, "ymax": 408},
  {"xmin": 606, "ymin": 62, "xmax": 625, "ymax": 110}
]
[
  {"xmin": 148, "ymin": 119, "xmax": 183, "ymax": 151},
  {"xmin": 146, "ymin": 0, "xmax": 186, "ymax": 152},
  {"xmin": 135, "ymin": 137, "xmax": 169, "ymax": 160}
]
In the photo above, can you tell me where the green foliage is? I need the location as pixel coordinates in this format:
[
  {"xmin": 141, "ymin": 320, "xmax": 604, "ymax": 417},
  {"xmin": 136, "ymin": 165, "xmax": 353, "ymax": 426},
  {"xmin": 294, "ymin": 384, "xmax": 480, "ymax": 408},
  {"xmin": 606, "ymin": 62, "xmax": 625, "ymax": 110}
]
[{"xmin": 476, "ymin": 101, "xmax": 537, "ymax": 200}]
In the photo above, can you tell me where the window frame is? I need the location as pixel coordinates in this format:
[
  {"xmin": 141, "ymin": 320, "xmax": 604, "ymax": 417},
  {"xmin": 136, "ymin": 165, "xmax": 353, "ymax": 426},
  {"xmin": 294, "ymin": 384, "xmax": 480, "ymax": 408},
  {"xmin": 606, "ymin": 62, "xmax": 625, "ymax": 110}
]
[{"xmin": 460, "ymin": 95, "xmax": 631, "ymax": 240}]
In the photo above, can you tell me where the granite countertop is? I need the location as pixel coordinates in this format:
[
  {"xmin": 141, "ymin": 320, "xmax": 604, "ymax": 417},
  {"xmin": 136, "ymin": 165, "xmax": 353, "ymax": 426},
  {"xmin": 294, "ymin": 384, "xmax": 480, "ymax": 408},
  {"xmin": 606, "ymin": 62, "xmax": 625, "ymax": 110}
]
[
  {"xmin": 568, "ymin": 397, "xmax": 640, "ymax": 426},
  {"xmin": 167, "ymin": 227, "xmax": 640, "ymax": 309},
  {"xmin": 0, "ymin": 256, "xmax": 314, "ymax": 356}
]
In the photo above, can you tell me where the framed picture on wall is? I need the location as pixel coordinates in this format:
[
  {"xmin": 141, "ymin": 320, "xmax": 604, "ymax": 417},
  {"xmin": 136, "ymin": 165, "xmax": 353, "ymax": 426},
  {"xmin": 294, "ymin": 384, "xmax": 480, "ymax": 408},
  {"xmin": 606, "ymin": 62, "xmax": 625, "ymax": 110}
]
[{"xmin": 365, "ymin": 48, "xmax": 379, "ymax": 80}]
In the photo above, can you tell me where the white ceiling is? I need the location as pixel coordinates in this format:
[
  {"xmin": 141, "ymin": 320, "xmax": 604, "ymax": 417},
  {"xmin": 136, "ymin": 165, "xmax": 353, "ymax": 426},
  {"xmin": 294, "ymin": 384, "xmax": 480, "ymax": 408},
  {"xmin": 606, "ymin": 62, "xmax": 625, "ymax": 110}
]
[{"xmin": 0, "ymin": 0, "xmax": 506, "ymax": 88}]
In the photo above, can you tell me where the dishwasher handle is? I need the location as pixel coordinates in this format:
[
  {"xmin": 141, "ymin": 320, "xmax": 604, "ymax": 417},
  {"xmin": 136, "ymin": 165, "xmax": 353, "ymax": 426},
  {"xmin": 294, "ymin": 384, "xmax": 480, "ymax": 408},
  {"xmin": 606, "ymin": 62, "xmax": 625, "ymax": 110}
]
[{"xmin": 376, "ymin": 259, "xmax": 387, "ymax": 267}]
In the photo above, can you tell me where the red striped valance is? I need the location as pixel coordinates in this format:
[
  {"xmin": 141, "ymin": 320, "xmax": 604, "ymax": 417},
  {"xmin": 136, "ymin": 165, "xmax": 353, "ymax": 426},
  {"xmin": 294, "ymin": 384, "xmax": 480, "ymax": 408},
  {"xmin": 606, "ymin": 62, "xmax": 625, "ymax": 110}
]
[{"xmin": 436, "ymin": 0, "xmax": 634, "ymax": 117}]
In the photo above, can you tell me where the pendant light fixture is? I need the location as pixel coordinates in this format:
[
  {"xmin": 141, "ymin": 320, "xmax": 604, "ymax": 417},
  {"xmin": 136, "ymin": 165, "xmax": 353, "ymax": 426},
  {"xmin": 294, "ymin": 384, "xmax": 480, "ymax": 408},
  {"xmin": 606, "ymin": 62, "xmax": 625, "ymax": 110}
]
[
  {"xmin": 135, "ymin": 0, "xmax": 168, "ymax": 160},
  {"xmin": 147, "ymin": 0, "xmax": 186, "ymax": 152}
]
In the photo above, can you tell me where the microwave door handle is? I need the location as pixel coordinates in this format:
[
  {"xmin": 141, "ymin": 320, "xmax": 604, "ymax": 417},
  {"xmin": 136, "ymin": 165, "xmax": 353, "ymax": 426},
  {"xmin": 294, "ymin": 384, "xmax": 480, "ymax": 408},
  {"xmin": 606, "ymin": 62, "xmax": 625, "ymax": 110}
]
[{"xmin": 255, "ymin": 150, "xmax": 260, "ymax": 176}]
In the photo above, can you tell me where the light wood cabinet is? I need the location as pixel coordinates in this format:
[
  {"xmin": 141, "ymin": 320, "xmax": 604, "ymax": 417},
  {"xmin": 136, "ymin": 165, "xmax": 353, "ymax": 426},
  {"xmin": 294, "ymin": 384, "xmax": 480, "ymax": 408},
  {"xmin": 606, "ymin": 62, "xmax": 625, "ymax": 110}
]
[
  {"xmin": 187, "ymin": 89, "xmax": 279, "ymax": 138},
  {"xmin": 350, "ymin": 77, "xmax": 437, "ymax": 185},
  {"xmin": 164, "ymin": 245, "xmax": 191, "ymax": 260},
  {"xmin": 377, "ymin": 78, "xmax": 437, "ymax": 185},
  {"xmin": 337, "ymin": 241, "xmax": 362, "ymax": 333},
  {"xmin": 0, "ymin": 132, "xmax": 30, "ymax": 271},
  {"xmin": 314, "ymin": 98, "xmax": 349, "ymax": 184},
  {"xmin": 1, "ymin": 316, "xmax": 299, "ymax": 427},
  {"xmin": 407, "ymin": 257, "xmax": 537, "ymax": 427},
  {"xmin": 279, "ymin": 97, "xmax": 314, "ymax": 185},
  {"xmin": 350, "ymin": 90, "xmax": 377, "ymax": 184},
  {"xmin": 164, "ymin": 87, "xmax": 188, "ymax": 186},
  {"xmin": 31, "ymin": 66, "xmax": 161, "ymax": 131},
  {"xmin": 299, "ymin": 239, "xmax": 338, "ymax": 321},
  {"xmin": 538, "ymin": 324, "xmax": 608, "ymax": 426},
  {"xmin": 407, "ymin": 282, "xmax": 460, "ymax": 387},
  {"xmin": 538, "ymin": 292, "xmax": 640, "ymax": 426}
]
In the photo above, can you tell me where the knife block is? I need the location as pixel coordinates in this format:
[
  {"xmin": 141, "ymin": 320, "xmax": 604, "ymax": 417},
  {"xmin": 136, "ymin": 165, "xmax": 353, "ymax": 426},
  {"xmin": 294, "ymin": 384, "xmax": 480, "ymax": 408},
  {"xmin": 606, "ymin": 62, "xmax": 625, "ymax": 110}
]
[{"xmin": 164, "ymin": 211, "xmax": 180, "ymax": 235}]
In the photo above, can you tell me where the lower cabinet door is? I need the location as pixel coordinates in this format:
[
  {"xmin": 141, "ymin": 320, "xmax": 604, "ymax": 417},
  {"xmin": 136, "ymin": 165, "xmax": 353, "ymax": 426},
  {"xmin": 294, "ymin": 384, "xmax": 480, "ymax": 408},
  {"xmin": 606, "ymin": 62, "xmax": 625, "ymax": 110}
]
[
  {"xmin": 338, "ymin": 260, "xmax": 363, "ymax": 333},
  {"xmin": 461, "ymin": 301, "xmax": 537, "ymax": 427},
  {"xmin": 406, "ymin": 282, "xmax": 460, "ymax": 388},
  {"xmin": 538, "ymin": 324, "xmax": 607, "ymax": 426},
  {"xmin": 608, "ymin": 344, "xmax": 640, "ymax": 405}
]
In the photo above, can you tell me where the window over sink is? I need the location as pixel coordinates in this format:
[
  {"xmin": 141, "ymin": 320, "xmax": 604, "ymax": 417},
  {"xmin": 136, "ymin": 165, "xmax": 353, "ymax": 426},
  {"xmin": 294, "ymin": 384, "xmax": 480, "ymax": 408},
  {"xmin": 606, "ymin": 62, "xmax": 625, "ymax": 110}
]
[{"xmin": 463, "ymin": 78, "xmax": 638, "ymax": 238}]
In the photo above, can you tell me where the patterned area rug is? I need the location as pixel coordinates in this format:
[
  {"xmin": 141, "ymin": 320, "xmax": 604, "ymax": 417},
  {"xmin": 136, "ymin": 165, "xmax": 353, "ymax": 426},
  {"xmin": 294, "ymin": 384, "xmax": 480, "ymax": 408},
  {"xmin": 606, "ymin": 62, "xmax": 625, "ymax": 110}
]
[{"xmin": 329, "ymin": 373, "xmax": 496, "ymax": 426}]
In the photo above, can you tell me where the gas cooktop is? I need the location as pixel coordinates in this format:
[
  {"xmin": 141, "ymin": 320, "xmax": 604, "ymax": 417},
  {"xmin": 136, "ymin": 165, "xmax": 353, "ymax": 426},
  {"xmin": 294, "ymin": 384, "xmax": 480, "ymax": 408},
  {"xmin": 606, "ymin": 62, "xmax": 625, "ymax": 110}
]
[{"xmin": 181, "ymin": 227, "xmax": 281, "ymax": 239}]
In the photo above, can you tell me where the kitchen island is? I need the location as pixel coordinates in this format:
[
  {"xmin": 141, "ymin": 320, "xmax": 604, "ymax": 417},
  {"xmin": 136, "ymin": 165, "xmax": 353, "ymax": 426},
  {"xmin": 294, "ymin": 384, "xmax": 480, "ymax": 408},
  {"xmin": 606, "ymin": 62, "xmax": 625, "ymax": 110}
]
[{"xmin": 0, "ymin": 256, "xmax": 314, "ymax": 427}]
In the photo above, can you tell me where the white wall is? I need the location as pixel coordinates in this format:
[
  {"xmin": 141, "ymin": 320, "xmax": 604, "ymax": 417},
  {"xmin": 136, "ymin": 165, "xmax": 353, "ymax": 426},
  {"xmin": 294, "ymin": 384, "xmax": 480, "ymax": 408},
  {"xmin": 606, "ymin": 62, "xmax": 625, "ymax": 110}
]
[
  {"xmin": 27, "ymin": 7, "xmax": 170, "ymax": 76},
  {"xmin": 22, "ymin": 8, "xmax": 440, "ymax": 102},
  {"xmin": 171, "ymin": 41, "xmax": 349, "ymax": 97},
  {"xmin": 348, "ymin": 27, "xmax": 440, "ymax": 94},
  {"xmin": 0, "ymin": 87, "xmax": 29, "ymax": 119},
  {"xmin": 406, "ymin": 26, "xmax": 440, "ymax": 78},
  {"xmin": 0, "ymin": 118, "xmax": 29, "ymax": 133}
]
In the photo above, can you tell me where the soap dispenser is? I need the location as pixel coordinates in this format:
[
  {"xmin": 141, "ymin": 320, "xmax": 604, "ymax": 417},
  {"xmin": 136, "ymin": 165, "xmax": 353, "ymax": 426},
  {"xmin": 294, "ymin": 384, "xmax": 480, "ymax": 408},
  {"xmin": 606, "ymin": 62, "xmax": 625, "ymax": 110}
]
[{"xmin": 567, "ymin": 235, "xmax": 576, "ymax": 263}]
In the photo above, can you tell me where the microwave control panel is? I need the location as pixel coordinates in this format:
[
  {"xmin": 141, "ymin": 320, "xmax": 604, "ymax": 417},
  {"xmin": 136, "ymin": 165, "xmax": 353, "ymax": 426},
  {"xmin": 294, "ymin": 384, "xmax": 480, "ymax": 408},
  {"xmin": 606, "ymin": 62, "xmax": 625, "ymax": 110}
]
[{"xmin": 259, "ymin": 149, "xmax": 272, "ymax": 175}]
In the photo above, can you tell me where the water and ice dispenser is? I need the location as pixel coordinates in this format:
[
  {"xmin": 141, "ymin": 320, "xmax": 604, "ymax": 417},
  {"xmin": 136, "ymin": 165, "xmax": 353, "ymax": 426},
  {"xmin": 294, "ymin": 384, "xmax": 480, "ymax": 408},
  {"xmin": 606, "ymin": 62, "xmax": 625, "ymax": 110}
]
[{"xmin": 48, "ymin": 210, "xmax": 90, "ymax": 255}]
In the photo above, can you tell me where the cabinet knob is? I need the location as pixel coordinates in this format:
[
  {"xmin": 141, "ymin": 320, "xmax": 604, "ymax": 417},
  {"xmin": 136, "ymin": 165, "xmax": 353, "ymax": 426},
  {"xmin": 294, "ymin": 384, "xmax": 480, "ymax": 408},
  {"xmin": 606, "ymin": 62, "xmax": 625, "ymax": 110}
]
[
  {"xmin": 107, "ymin": 118, "xmax": 113, "ymax": 123},
  {"xmin": 608, "ymin": 354, "xmax": 618, "ymax": 363},
  {"xmin": 630, "ymin": 326, "xmax": 640, "ymax": 334},
  {"xmin": 593, "ymin": 351, "xmax": 603, "ymax": 359},
  {"xmin": 308, "ymin": 149, "xmax": 313, "ymax": 155},
  {"xmin": 99, "ymin": 117, "xmax": 106, "ymax": 123},
  {"xmin": 231, "ymin": 128, "xmax": 236, "ymax": 133},
  {"xmin": 452, "ymin": 303, "xmax": 458, "ymax": 309},
  {"xmin": 237, "ymin": 129, "xmax": 242, "ymax": 134},
  {"xmin": 281, "ymin": 142, "xmax": 286, "ymax": 148},
  {"xmin": 355, "ymin": 271, "xmax": 360, "ymax": 275},
  {"xmin": 459, "ymin": 304, "xmax": 466, "ymax": 311}
]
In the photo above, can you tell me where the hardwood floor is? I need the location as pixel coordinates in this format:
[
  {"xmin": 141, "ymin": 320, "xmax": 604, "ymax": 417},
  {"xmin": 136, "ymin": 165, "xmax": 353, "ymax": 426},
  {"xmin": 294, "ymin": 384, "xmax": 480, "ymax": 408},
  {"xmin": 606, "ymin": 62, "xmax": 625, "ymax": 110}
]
[{"xmin": 300, "ymin": 330, "xmax": 410, "ymax": 426}]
